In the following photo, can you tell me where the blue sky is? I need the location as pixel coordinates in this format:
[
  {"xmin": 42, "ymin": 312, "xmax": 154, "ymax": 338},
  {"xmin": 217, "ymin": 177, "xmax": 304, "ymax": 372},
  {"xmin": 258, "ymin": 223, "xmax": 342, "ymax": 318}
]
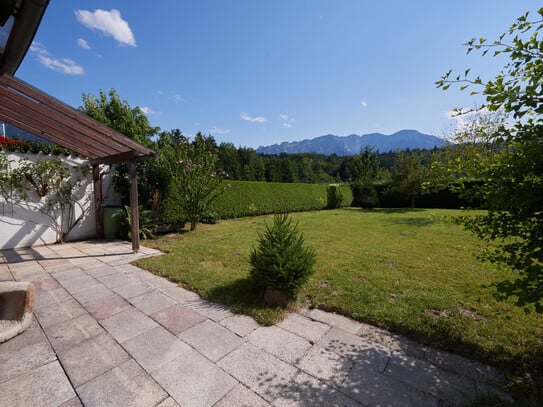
[{"xmin": 16, "ymin": 1, "xmax": 540, "ymax": 148}]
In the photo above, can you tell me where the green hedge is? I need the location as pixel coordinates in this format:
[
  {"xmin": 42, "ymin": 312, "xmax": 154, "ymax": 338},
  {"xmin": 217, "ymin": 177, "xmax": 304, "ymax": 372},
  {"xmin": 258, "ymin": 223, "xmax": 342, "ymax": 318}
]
[{"xmin": 212, "ymin": 181, "xmax": 352, "ymax": 219}]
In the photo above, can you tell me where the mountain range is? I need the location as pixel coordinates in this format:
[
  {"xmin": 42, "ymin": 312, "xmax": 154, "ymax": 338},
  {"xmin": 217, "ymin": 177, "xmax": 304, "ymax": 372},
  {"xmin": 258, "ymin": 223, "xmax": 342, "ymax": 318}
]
[{"xmin": 256, "ymin": 129, "xmax": 447, "ymax": 156}]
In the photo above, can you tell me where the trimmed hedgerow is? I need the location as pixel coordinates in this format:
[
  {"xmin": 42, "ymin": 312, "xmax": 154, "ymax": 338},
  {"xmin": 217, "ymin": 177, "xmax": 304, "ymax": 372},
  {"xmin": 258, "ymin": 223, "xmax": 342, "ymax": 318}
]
[{"xmin": 212, "ymin": 181, "xmax": 352, "ymax": 219}]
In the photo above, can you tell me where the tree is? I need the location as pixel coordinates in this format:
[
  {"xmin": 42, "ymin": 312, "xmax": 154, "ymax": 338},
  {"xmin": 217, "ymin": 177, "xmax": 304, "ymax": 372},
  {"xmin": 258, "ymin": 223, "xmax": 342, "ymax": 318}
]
[
  {"xmin": 386, "ymin": 151, "xmax": 428, "ymax": 209},
  {"xmin": 351, "ymin": 145, "xmax": 379, "ymax": 208},
  {"xmin": 159, "ymin": 132, "xmax": 229, "ymax": 231},
  {"xmin": 79, "ymin": 89, "xmax": 161, "ymax": 211},
  {"xmin": 437, "ymin": 8, "xmax": 543, "ymax": 311}
]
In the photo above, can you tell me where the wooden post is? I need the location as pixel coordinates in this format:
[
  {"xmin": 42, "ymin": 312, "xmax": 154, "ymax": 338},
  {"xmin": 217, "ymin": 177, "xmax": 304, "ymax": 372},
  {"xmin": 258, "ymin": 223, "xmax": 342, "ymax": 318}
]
[
  {"xmin": 92, "ymin": 164, "xmax": 103, "ymax": 239},
  {"xmin": 129, "ymin": 158, "xmax": 140, "ymax": 252}
]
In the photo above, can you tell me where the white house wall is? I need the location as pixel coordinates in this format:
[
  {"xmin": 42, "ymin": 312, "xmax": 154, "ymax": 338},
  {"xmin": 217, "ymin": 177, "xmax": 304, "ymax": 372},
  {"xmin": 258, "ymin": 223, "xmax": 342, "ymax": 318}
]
[{"xmin": 0, "ymin": 151, "xmax": 100, "ymax": 250}]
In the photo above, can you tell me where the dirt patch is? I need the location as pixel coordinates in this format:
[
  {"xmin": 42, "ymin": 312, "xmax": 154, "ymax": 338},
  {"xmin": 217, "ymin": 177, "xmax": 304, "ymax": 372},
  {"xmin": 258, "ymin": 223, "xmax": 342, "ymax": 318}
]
[
  {"xmin": 425, "ymin": 308, "xmax": 451, "ymax": 318},
  {"xmin": 459, "ymin": 307, "xmax": 482, "ymax": 320}
]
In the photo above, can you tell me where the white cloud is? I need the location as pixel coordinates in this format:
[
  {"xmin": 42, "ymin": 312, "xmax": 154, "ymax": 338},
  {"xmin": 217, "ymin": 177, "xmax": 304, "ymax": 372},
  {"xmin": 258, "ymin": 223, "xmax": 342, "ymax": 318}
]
[
  {"xmin": 361, "ymin": 100, "xmax": 368, "ymax": 107},
  {"xmin": 30, "ymin": 42, "xmax": 84, "ymax": 75},
  {"xmin": 75, "ymin": 9, "xmax": 136, "ymax": 47},
  {"xmin": 157, "ymin": 90, "xmax": 184, "ymax": 103},
  {"xmin": 241, "ymin": 112, "xmax": 267, "ymax": 123},
  {"xmin": 210, "ymin": 127, "xmax": 231, "ymax": 135},
  {"xmin": 77, "ymin": 38, "xmax": 91, "ymax": 50},
  {"xmin": 139, "ymin": 106, "xmax": 160, "ymax": 115},
  {"xmin": 279, "ymin": 113, "xmax": 295, "ymax": 128}
]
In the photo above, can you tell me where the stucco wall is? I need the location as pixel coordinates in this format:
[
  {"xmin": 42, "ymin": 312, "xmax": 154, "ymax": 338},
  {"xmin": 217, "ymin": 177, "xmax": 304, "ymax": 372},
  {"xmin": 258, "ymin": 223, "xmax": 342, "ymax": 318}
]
[{"xmin": 0, "ymin": 151, "xmax": 105, "ymax": 250}]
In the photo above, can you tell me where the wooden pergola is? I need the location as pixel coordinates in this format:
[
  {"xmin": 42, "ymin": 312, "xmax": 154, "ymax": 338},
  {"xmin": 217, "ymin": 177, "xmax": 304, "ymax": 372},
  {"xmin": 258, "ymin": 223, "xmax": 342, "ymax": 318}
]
[{"xmin": 0, "ymin": 0, "xmax": 154, "ymax": 251}]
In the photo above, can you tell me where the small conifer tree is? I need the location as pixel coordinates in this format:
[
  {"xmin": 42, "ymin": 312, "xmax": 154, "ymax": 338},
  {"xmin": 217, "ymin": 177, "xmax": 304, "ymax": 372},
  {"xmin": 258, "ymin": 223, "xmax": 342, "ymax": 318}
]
[{"xmin": 250, "ymin": 213, "xmax": 316, "ymax": 297}]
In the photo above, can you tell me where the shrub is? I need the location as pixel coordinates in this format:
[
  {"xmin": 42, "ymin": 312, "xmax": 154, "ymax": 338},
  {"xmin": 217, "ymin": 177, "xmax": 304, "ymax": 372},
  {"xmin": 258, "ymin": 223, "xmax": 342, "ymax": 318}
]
[
  {"xmin": 326, "ymin": 185, "xmax": 343, "ymax": 209},
  {"xmin": 250, "ymin": 213, "xmax": 316, "ymax": 297},
  {"xmin": 114, "ymin": 205, "xmax": 156, "ymax": 240},
  {"xmin": 351, "ymin": 181, "xmax": 378, "ymax": 208}
]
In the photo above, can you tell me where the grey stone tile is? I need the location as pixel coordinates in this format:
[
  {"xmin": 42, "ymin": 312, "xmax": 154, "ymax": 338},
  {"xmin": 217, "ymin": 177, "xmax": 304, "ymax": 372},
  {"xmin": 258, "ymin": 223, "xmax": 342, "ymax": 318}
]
[
  {"xmin": 150, "ymin": 304, "xmax": 207, "ymax": 335},
  {"xmin": 217, "ymin": 343, "xmax": 298, "ymax": 402},
  {"xmin": 342, "ymin": 362, "xmax": 440, "ymax": 407},
  {"xmin": 34, "ymin": 277, "xmax": 62, "ymax": 292},
  {"xmin": 45, "ymin": 313, "xmax": 106, "ymax": 353},
  {"xmin": 216, "ymin": 384, "xmax": 271, "ymax": 407},
  {"xmin": 220, "ymin": 314, "xmax": 260, "ymax": 337},
  {"xmin": 84, "ymin": 293, "xmax": 133, "ymax": 320},
  {"xmin": 183, "ymin": 298, "xmax": 233, "ymax": 321},
  {"xmin": 52, "ymin": 268, "xmax": 88, "ymax": 282},
  {"xmin": 97, "ymin": 272, "xmax": 136, "ymax": 289},
  {"xmin": 129, "ymin": 291, "xmax": 177, "ymax": 315},
  {"xmin": 34, "ymin": 287, "xmax": 72, "ymax": 309},
  {"xmin": 302, "ymin": 308, "xmax": 362, "ymax": 334},
  {"xmin": 296, "ymin": 345, "xmax": 353, "ymax": 387},
  {"xmin": 179, "ymin": 320, "xmax": 243, "ymax": 362},
  {"xmin": 319, "ymin": 327, "xmax": 390, "ymax": 372},
  {"xmin": 100, "ymin": 307, "xmax": 158, "ymax": 343},
  {"xmin": 152, "ymin": 349, "xmax": 237, "ymax": 407},
  {"xmin": 34, "ymin": 296, "xmax": 88, "ymax": 329},
  {"xmin": 60, "ymin": 274, "xmax": 99, "ymax": 294},
  {"xmin": 113, "ymin": 280, "xmax": 154, "ymax": 299},
  {"xmin": 161, "ymin": 284, "xmax": 201, "ymax": 302},
  {"xmin": 247, "ymin": 326, "xmax": 311, "ymax": 364},
  {"xmin": 272, "ymin": 371, "xmax": 360, "ymax": 407},
  {"xmin": 71, "ymin": 283, "xmax": 114, "ymax": 304},
  {"xmin": 156, "ymin": 397, "xmax": 181, "ymax": 407},
  {"xmin": 278, "ymin": 313, "xmax": 331, "ymax": 344},
  {"xmin": 385, "ymin": 353, "xmax": 477, "ymax": 405},
  {"xmin": 57, "ymin": 333, "xmax": 130, "ymax": 387},
  {"xmin": 85, "ymin": 265, "xmax": 117, "ymax": 278},
  {"xmin": 58, "ymin": 396, "xmax": 84, "ymax": 407},
  {"xmin": 77, "ymin": 359, "xmax": 167, "ymax": 407},
  {"xmin": 0, "ymin": 361, "xmax": 76, "ymax": 407},
  {"xmin": 0, "ymin": 340, "xmax": 56, "ymax": 383},
  {"xmin": 123, "ymin": 326, "xmax": 192, "ymax": 373},
  {"xmin": 0, "ymin": 317, "xmax": 46, "ymax": 354}
]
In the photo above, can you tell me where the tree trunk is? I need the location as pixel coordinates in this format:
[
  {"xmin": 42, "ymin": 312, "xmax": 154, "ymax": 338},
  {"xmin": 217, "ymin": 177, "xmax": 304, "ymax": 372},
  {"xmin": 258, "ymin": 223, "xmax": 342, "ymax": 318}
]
[
  {"xmin": 190, "ymin": 220, "xmax": 197, "ymax": 231},
  {"xmin": 411, "ymin": 196, "xmax": 415, "ymax": 209}
]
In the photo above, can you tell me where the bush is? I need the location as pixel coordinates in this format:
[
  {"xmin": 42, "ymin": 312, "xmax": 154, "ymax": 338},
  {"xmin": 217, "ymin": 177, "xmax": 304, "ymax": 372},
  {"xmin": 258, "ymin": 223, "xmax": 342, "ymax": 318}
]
[
  {"xmin": 351, "ymin": 181, "xmax": 378, "ymax": 208},
  {"xmin": 326, "ymin": 185, "xmax": 343, "ymax": 209},
  {"xmin": 212, "ymin": 181, "xmax": 352, "ymax": 219},
  {"xmin": 250, "ymin": 213, "xmax": 316, "ymax": 297}
]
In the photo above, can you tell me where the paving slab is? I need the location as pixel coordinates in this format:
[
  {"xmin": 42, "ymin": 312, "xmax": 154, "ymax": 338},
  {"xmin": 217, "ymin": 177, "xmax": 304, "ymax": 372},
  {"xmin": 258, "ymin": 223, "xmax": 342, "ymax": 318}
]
[
  {"xmin": 278, "ymin": 313, "xmax": 331, "ymax": 344},
  {"xmin": 123, "ymin": 326, "xmax": 193, "ymax": 373},
  {"xmin": 150, "ymin": 304, "xmax": 207, "ymax": 335},
  {"xmin": 34, "ymin": 296, "xmax": 88, "ymax": 328},
  {"xmin": 296, "ymin": 345, "xmax": 353, "ymax": 387},
  {"xmin": 0, "ymin": 361, "xmax": 76, "ymax": 407},
  {"xmin": 96, "ymin": 272, "xmax": 135, "ymax": 289},
  {"xmin": 215, "ymin": 383, "xmax": 271, "ymax": 407},
  {"xmin": 319, "ymin": 327, "xmax": 390, "ymax": 372},
  {"xmin": 217, "ymin": 342, "xmax": 299, "ymax": 402},
  {"xmin": 34, "ymin": 277, "xmax": 62, "ymax": 292},
  {"xmin": 183, "ymin": 298, "xmax": 233, "ymax": 321},
  {"xmin": 34, "ymin": 286, "xmax": 72, "ymax": 309},
  {"xmin": 156, "ymin": 397, "xmax": 181, "ymax": 407},
  {"xmin": 247, "ymin": 326, "xmax": 312, "ymax": 364},
  {"xmin": 70, "ymin": 283, "xmax": 114, "ymax": 304},
  {"xmin": 77, "ymin": 359, "xmax": 167, "ymax": 407},
  {"xmin": 272, "ymin": 371, "xmax": 359, "ymax": 407},
  {"xmin": 85, "ymin": 265, "xmax": 117, "ymax": 278},
  {"xmin": 60, "ymin": 274, "xmax": 99, "ymax": 294},
  {"xmin": 0, "ymin": 339, "xmax": 56, "ymax": 383},
  {"xmin": 179, "ymin": 320, "xmax": 243, "ymax": 362},
  {"xmin": 129, "ymin": 290, "xmax": 177, "ymax": 315},
  {"xmin": 84, "ymin": 293, "xmax": 133, "ymax": 320},
  {"xmin": 160, "ymin": 284, "xmax": 201, "ymax": 302},
  {"xmin": 152, "ymin": 350, "xmax": 237, "ymax": 407},
  {"xmin": 220, "ymin": 314, "xmax": 260, "ymax": 337},
  {"xmin": 302, "ymin": 308, "xmax": 362, "ymax": 334},
  {"xmin": 45, "ymin": 313, "xmax": 106, "ymax": 353},
  {"xmin": 0, "ymin": 317, "xmax": 47, "ymax": 353},
  {"xmin": 100, "ymin": 307, "xmax": 158, "ymax": 343},
  {"xmin": 57, "ymin": 333, "xmax": 130, "ymax": 387},
  {"xmin": 112, "ymin": 280, "xmax": 154, "ymax": 299},
  {"xmin": 52, "ymin": 268, "xmax": 88, "ymax": 282},
  {"xmin": 385, "ymin": 352, "xmax": 477, "ymax": 405},
  {"xmin": 342, "ymin": 362, "xmax": 440, "ymax": 407}
]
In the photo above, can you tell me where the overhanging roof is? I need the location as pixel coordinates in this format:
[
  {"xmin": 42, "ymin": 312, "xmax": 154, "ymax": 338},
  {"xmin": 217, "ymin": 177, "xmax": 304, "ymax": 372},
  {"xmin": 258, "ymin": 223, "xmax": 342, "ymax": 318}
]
[{"xmin": 0, "ymin": 74, "xmax": 154, "ymax": 164}]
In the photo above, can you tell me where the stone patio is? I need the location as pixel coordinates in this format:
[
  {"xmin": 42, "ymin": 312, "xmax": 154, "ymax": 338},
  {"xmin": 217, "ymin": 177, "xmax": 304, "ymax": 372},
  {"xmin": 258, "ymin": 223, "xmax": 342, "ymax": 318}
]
[{"xmin": 0, "ymin": 241, "xmax": 510, "ymax": 406}]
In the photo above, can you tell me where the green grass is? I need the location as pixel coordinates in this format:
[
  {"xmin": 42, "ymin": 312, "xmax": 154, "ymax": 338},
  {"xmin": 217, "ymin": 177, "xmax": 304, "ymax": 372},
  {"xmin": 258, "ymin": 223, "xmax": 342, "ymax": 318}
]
[{"xmin": 136, "ymin": 208, "xmax": 542, "ymax": 401}]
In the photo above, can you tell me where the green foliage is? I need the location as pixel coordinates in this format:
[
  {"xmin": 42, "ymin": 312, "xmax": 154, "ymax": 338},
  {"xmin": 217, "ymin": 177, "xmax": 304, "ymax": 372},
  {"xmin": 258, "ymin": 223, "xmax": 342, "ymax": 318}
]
[
  {"xmin": 159, "ymin": 132, "xmax": 229, "ymax": 231},
  {"xmin": 114, "ymin": 205, "xmax": 156, "ymax": 240},
  {"xmin": 386, "ymin": 151, "xmax": 429, "ymax": 209},
  {"xmin": 326, "ymin": 185, "xmax": 343, "ymax": 209},
  {"xmin": 437, "ymin": 8, "xmax": 543, "ymax": 310},
  {"xmin": 250, "ymin": 213, "xmax": 316, "ymax": 295},
  {"xmin": 211, "ymin": 180, "xmax": 353, "ymax": 218},
  {"xmin": 79, "ymin": 89, "xmax": 160, "ymax": 211},
  {"xmin": 351, "ymin": 146, "xmax": 380, "ymax": 208}
]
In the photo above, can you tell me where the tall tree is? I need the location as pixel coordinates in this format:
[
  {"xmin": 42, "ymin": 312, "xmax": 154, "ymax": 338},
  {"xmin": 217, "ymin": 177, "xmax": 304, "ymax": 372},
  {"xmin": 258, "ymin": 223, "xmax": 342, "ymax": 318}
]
[
  {"xmin": 351, "ymin": 145, "xmax": 379, "ymax": 208},
  {"xmin": 386, "ymin": 151, "xmax": 428, "ymax": 209},
  {"xmin": 437, "ymin": 8, "xmax": 543, "ymax": 311}
]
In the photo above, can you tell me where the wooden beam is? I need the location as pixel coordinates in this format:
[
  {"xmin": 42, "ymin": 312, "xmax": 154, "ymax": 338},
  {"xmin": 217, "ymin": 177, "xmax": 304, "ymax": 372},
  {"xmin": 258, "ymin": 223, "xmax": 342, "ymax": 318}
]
[
  {"xmin": 92, "ymin": 164, "xmax": 103, "ymax": 239},
  {"xmin": 90, "ymin": 151, "xmax": 136, "ymax": 166},
  {"xmin": 129, "ymin": 159, "xmax": 140, "ymax": 252}
]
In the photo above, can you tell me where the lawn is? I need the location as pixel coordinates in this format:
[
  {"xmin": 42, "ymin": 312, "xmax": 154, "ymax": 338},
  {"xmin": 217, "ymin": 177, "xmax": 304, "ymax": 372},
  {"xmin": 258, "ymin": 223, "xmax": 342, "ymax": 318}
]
[{"xmin": 136, "ymin": 208, "xmax": 542, "ymax": 397}]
